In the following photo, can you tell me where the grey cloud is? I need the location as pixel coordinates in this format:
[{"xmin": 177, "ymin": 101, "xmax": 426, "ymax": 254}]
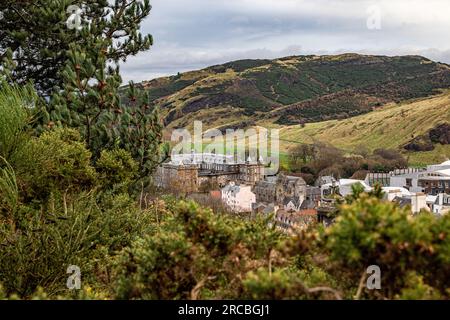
[{"xmin": 121, "ymin": 0, "xmax": 450, "ymax": 83}]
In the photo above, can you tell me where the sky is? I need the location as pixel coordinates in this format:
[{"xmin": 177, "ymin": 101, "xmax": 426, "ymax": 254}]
[{"xmin": 120, "ymin": 0, "xmax": 450, "ymax": 83}]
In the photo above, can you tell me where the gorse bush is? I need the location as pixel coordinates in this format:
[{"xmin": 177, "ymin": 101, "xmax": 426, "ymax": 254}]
[
  {"xmin": 113, "ymin": 201, "xmax": 282, "ymax": 300},
  {"xmin": 0, "ymin": 123, "xmax": 154, "ymax": 298},
  {"xmin": 241, "ymin": 266, "xmax": 339, "ymax": 300},
  {"xmin": 13, "ymin": 128, "xmax": 97, "ymax": 202},
  {"xmin": 110, "ymin": 195, "xmax": 450, "ymax": 300},
  {"xmin": 1, "ymin": 178, "xmax": 449, "ymax": 299},
  {"xmin": 320, "ymin": 195, "xmax": 450, "ymax": 298},
  {"xmin": 0, "ymin": 157, "xmax": 19, "ymax": 216},
  {"xmin": 0, "ymin": 83, "xmax": 36, "ymax": 219},
  {"xmin": 96, "ymin": 148, "xmax": 138, "ymax": 193},
  {"xmin": 0, "ymin": 192, "xmax": 155, "ymax": 297},
  {"xmin": 0, "ymin": 86, "xmax": 155, "ymax": 298}
]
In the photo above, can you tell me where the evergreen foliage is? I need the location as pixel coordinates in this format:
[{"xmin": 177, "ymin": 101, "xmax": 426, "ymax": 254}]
[{"xmin": 0, "ymin": 0, "xmax": 153, "ymax": 96}]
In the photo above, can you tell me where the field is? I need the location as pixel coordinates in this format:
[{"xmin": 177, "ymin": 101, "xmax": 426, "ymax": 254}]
[{"xmin": 279, "ymin": 91, "xmax": 450, "ymax": 166}]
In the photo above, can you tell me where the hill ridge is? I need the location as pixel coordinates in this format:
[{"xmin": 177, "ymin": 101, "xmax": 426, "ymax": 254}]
[{"xmin": 135, "ymin": 53, "xmax": 450, "ymax": 130}]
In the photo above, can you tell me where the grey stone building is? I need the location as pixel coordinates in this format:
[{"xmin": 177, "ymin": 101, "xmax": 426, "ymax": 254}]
[{"xmin": 154, "ymin": 154, "xmax": 265, "ymax": 194}]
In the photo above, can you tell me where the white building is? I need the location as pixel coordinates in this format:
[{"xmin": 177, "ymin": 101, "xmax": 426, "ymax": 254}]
[
  {"xmin": 321, "ymin": 179, "xmax": 372, "ymax": 198},
  {"xmin": 389, "ymin": 161, "xmax": 450, "ymax": 194},
  {"xmin": 390, "ymin": 170, "xmax": 424, "ymax": 193},
  {"xmin": 392, "ymin": 193, "xmax": 430, "ymax": 214},
  {"xmin": 382, "ymin": 187, "xmax": 411, "ymax": 201},
  {"xmin": 431, "ymin": 193, "xmax": 450, "ymax": 215},
  {"xmin": 221, "ymin": 182, "xmax": 256, "ymax": 213},
  {"xmin": 426, "ymin": 160, "xmax": 450, "ymax": 172},
  {"xmin": 283, "ymin": 196, "xmax": 303, "ymax": 212},
  {"xmin": 171, "ymin": 152, "xmax": 235, "ymax": 165}
]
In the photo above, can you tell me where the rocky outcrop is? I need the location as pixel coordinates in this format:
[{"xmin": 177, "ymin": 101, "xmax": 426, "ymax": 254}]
[
  {"xmin": 404, "ymin": 123, "xmax": 450, "ymax": 152},
  {"xmin": 429, "ymin": 124, "xmax": 450, "ymax": 145}
]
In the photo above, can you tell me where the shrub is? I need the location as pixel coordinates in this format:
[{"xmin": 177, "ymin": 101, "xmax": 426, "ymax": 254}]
[
  {"xmin": 14, "ymin": 128, "xmax": 97, "ymax": 201},
  {"xmin": 242, "ymin": 267, "xmax": 340, "ymax": 300},
  {"xmin": 113, "ymin": 201, "xmax": 281, "ymax": 299},
  {"xmin": 321, "ymin": 195, "xmax": 450, "ymax": 298},
  {"xmin": 0, "ymin": 192, "xmax": 155, "ymax": 298},
  {"xmin": 0, "ymin": 157, "xmax": 19, "ymax": 216},
  {"xmin": 95, "ymin": 148, "xmax": 138, "ymax": 192}
]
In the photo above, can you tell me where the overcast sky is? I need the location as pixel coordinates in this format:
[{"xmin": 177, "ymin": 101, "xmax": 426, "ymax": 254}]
[{"xmin": 120, "ymin": 0, "xmax": 450, "ymax": 83}]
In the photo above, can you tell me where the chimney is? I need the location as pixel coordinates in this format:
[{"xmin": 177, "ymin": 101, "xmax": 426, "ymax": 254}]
[{"xmin": 411, "ymin": 193, "xmax": 427, "ymax": 214}]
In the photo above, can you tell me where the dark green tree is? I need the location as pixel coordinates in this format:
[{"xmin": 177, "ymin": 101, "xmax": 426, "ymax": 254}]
[
  {"xmin": 0, "ymin": 0, "xmax": 153, "ymax": 96},
  {"xmin": 42, "ymin": 41, "xmax": 163, "ymax": 178},
  {"xmin": 2, "ymin": 1, "xmax": 165, "ymax": 176},
  {"xmin": 116, "ymin": 82, "xmax": 163, "ymax": 177},
  {"xmin": 43, "ymin": 40, "xmax": 122, "ymax": 154}
]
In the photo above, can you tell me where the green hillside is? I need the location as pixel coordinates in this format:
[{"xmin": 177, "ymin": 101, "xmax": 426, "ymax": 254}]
[
  {"xmin": 138, "ymin": 54, "xmax": 450, "ymax": 130},
  {"xmin": 279, "ymin": 91, "xmax": 450, "ymax": 166}
]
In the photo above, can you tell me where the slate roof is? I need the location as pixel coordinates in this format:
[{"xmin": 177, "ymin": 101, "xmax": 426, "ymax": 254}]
[
  {"xmin": 283, "ymin": 196, "xmax": 301, "ymax": 207},
  {"xmin": 300, "ymin": 199, "xmax": 316, "ymax": 210},
  {"xmin": 222, "ymin": 183, "xmax": 241, "ymax": 197},
  {"xmin": 393, "ymin": 196, "xmax": 412, "ymax": 208}
]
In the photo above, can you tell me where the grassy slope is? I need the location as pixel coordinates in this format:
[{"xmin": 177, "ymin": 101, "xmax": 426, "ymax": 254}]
[
  {"xmin": 164, "ymin": 92, "xmax": 450, "ymax": 167},
  {"xmin": 279, "ymin": 91, "xmax": 450, "ymax": 166},
  {"xmin": 147, "ymin": 55, "xmax": 450, "ymax": 167},
  {"xmin": 142, "ymin": 54, "xmax": 450, "ymax": 130}
]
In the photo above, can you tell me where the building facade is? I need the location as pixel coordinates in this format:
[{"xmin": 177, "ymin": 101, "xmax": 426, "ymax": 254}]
[
  {"xmin": 221, "ymin": 182, "xmax": 256, "ymax": 213},
  {"xmin": 254, "ymin": 174, "xmax": 308, "ymax": 205},
  {"xmin": 154, "ymin": 154, "xmax": 265, "ymax": 193},
  {"xmin": 431, "ymin": 193, "xmax": 450, "ymax": 215}
]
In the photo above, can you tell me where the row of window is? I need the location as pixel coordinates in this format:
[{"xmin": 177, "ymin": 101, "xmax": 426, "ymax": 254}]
[{"xmin": 419, "ymin": 180, "xmax": 450, "ymax": 188}]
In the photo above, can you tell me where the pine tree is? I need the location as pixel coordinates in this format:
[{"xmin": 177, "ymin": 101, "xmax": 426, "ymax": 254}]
[
  {"xmin": 44, "ymin": 41, "xmax": 122, "ymax": 154},
  {"xmin": 41, "ymin": 39, "xmax": 163, "ymax": 178},
  {"xmin": 117, "ymin": 82, "xmax": 163, "ymax": 177},
  {"xmin": 1, "ymin": 1, "xmax": 164, "ymax": 176},
  {"xmin": 0, "ymin": 0, "xmax": 153, "ymax": 96}
]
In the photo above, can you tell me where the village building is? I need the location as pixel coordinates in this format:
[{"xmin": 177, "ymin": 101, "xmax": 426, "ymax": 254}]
[
  {"xmin": 416, "ymin": 170, "xmax": 450, "ymax": 195},
  {"xmin": 315, "ymin": 175, "xmax": 337, "ymax": 187},
  {"xmin": 253, "ymin": 174, "xmax": 320, "ymax": 230},
  {"xmin": 365, "ymin": 160, "xmax": 450, "ymax": 194},
  {"xmin": 274, "ymin": 210, "xmax": 317, "ymax": 233},
  {"xmin": 392, "ymin": 193, "xmax": 430, "ymax": 214},
  {"xmin": 254, "ymin": 174, "xmax": 308, "ymax": 205},
  {"xmin": 283, "ymin": 196, "xmax": 303, "ymax": 212},
  {"xmin": 364, "ymin": 172, "xmax": 391, "ymax": 187},
  {"xmin": 252, "ymin": 179, "xmax": 277, "ymax": 204},
  {"xmin": 154, "ymin": 153, "xmax": 265, "ymax": 193},
  {"xmin": 251, "ymin": 203, "xmax": 279, "ymax": 216},
  {"xmin": 221, "ymin": 182, "xmax": 256, "ymax": 213},
  {"xmin": 431, "ymin": 193, "xmax": 450, "ymax": 215},
  {"xmin": 321, "ymin": 179, "xmax": 372, "ymax": 198},
  {"xmin": 317, "ymin": 198, "xmax": 337, "ymax": 227},
  {"xmin": 306, "ymin": 185, "xmax": 322, "ymax": 204},
  {"xmin": 382, "ymin": 187, "xmax": 411, "ymax": 201}
]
